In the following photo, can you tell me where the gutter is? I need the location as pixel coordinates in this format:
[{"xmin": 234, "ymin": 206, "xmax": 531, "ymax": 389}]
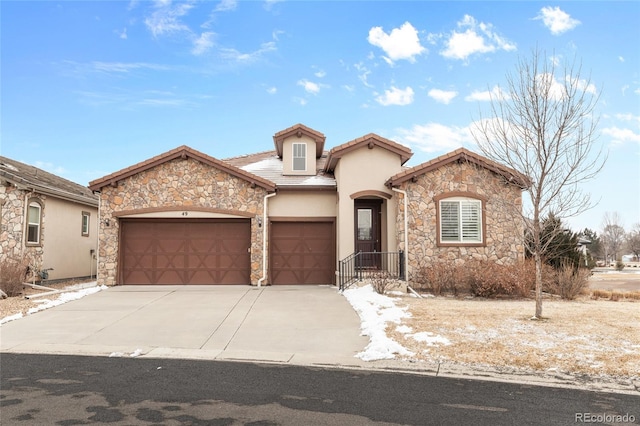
[
  {"xmin": 392, "ymin": 187, "xmax": 409, "ymax": 282},
  {"xmin": 257, "ymin": 192, "xmax": 277, "ymax": 287}
]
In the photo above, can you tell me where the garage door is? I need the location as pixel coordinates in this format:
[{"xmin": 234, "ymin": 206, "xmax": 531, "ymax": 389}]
[
  {"xmin": 270, "ymin": 221, "xmax": 336, "ymax": 285},
  {"xmin": 120, "ymin": 219, "xmax": 250, "ymax": 285}
]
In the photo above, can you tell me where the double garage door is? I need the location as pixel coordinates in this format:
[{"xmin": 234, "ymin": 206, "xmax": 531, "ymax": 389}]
[
  {"xmin": 120, "ymin": 219, "xmax": 336, "ymax": 285},
  {"xmin": 120, "ymin": 219, "xmax": 251, "ymax": 285}
]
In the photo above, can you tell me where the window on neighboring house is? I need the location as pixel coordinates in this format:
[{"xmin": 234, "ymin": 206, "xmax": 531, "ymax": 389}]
[
  {"xmin": 292, "ymin": 143, "xmax": 306, "ymax": 171},
  {"xmin": 82, "ymin": 211, "xmax": 90, "ymax": 237},
  {"xmin": 27, "ymin": 201, "xmax": 42, "ymax": 245},
  {"xmin": 439, "ymin": 197, "xmax": 483, "ymax": 244}
]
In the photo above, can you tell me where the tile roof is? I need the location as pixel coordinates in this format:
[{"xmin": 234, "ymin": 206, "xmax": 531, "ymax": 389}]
[
  {"xmin": 0, "ymin": 156, "xmax": 98, "ymax": 206},
  {"xmin": 225, "ymin": 151, "xmax": 336, "ymax": 189},
  {"xmin": 324, "ymin": 133, "xmax": 413, "ymax": 171},
  {"xmin": 386, "ymin": 147, "xmax": 531, "ymax": 188},
  {"xmin": 88, "ymin": 145, "xmax": 276, "ymax": 192}
]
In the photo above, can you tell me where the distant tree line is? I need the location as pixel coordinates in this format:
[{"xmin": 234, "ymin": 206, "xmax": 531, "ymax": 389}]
[{"xmin": 527, "ymin": 211, "xmax": 640, "ymax": 270}]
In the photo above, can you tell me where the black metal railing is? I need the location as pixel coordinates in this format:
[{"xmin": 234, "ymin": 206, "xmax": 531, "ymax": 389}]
[{"xmin": 339, "ymin": 250, "xmax": 404, "ymax": 291}]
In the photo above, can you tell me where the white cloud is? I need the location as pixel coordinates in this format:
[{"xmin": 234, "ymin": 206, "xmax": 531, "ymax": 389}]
[
  {"xmin": 367, "ymin": 22, "xmax": 426, "ymax": 63},
  {"xmin": 354, "ymin": 62, "xmax": 373, "ymax": 88},
  {"xmin": 536, "ymin": 73, "xmax": 567, "ymax": 101},
  {"xmin": 602, "ymin": 127, "xmax": 640, "ymax": 146},
  {"xmin": 619, "ymin": 56, "xmax": 625, "ymax": 63},
  {"xmin": 266, "ymin": 87, "xmax": 277, "ymax": 95},
  {"xmin": 117, "ymin": 28, "xmax": 128, "ymax": 40},
  {"xmin": 615, "ymin": 113, "xmax": 640, "ymax": 125},
  {"xmin": 219, "ymin": 41, "xmax": 276, "ymax": 63},
  {"xmin": 535, "ymin": 6, "xmax": 581, "ymax": 35},
  {"xmin": 314, "ymin": 69, "xmax": 326, "ymax": 78},
  {"xmin": 465, "ymin": 85, "xmax": 509, "ymax": 102},
  {"xmin": 394, "ymin": 122, "xmax": 473, "ymax": 153},
  {"xmin": 144, "ymin": 0, "xmax": 194, "ymax": 37},
  {"xmin": 298, "ymin": 79, "xmax": 321, "ymax": 94},
  {"xmin": 441, "ymin": 15, "xmax": 516, "ymax": 61},
  {"xmin": 293, "ymin": 97, "xmax": 307, "ymax": 106},
  {"xmin": 376, "ymin": 86, "xmax": 414, "ymax": 106},
  {"xmin": 214, "ymin": 0, "xmax": 237, "ymax": 12},
  {"xmin": 191, "ymin": 32, "xmax": 215, "ymax": 55},
  {"xmin": 428, "ymin": 89, "xmax": 457, "ymax": 104},
  {"xmin": 566, "ymin": 76, "xmax": 597, "ymax": 95}
]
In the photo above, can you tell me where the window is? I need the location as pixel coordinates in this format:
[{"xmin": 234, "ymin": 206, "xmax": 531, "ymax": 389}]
[
  {"xmin": 82, "ymin": 211, "xmax": 90, "ymax": 237},
  {"xmin": 27, "ymin": 201, "xmax": 42, "ymax": 244},
  {"xmin": 292, "ymin": 143, "xmax": 306, "ymax": 171},
  {"xmin": 439, "ymin": 197, "xmax": 483, "ymax": 244}
]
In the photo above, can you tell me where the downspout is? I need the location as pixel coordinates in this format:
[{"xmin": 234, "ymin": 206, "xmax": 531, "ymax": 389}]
[
  {"xmin": 94, "ymin": 191, "xmax": 101, "ymax": 282},
  {"xmin": 257, "ymin": 192, "xmax": 276, "ymax": 287},
  {"xmin": 392, "ymin": 187, "xmax": 408, "ymax": 282}
]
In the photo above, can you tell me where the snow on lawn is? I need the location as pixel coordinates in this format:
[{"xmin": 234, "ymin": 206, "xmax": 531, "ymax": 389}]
[
  {"xmin": 342, "ymin": 284, "xmax": 450, "ymax": 361},
  {"xmin": 0, "ymin": 282, "xmax": 107, "ymax": 324}
]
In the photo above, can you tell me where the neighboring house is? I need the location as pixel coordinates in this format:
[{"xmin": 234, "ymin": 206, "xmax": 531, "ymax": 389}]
[
  {"xmin": 0, "ymin": 156, "xmax": 99, "ymax": 282},
  {"xmin": 88, "ymin": 124, "xmax": 528, "ymax": 287}
]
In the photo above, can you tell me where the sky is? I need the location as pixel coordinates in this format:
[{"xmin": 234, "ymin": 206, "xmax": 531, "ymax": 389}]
[{"xmin": 2, "ymin": 1, "xmax": 639, "ymax": 233}]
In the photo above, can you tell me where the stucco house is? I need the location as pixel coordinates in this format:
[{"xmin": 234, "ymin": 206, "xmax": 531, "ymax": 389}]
[
  {"xmin": 0, "ymin": 156, "xmax": 99, "ymax": 282},
  {"xmin": 88, "ymin": 124, "xmax": 528, "ymax": 287}
]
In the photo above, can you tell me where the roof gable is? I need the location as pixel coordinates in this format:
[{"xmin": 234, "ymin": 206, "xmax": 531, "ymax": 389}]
[
  {"xmin": 0, "ymin": 156, "xmax": 98, "ymax": 206},
  {"xmin": 273, "ymin": 123, "xmax": 326, "ymax": 158},
  {"xmin": 386, "ymin": 148, "xmax": 530, "ymax": 188},
  {"xmin": 324, "ymin": 133, "xmax": 413, "ymax": 172},
  {"xmin": 88, "ymin": 145, "xmax": 276, "ymax": 192}
]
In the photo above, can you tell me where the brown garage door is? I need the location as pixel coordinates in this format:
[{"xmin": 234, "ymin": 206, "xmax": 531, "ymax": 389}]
[
  {"xmin": 120, "ymin": 219, "xmax": 250, "ymax": 285},
  {"xmin": 270, "ymin": 221, "xmax": 336, "ymax": 285}
]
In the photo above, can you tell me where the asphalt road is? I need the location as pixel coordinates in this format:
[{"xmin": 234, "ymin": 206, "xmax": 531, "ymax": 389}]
[{"xmin": 1, "ymin": 354, "xmax": 638, "ymax": 425}]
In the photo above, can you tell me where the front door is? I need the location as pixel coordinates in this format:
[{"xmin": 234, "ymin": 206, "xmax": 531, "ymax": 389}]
[{"xmin": 354, "ymin": 199, "xmax": 382, "ymax": 268}]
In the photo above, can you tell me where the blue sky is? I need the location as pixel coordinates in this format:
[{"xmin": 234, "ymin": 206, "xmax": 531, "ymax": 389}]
[{"xmin": 2, "ymin": 1, "xmax": 639, "ymax": 233}]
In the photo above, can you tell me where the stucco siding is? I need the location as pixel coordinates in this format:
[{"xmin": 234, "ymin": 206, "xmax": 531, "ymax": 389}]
[
  {"xmin": 334, "ymin": 147, "xmax": 402, "ymax": 260},
  {"xmin": 268, "ymin": 192, "xmax": 336, "ymax": 217},
  {"xmin": 41, "ymin": 197, "xmax": 98, "ymax": 280}
]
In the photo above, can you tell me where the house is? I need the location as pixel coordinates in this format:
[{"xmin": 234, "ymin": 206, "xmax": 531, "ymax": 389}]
[
  {"xmin": 88, "ymin": 124, "xmax": 528, "ymax": 287},
  {"xmin": 0, "ymin": 156, "xmax": 99, "ymax": 282}
]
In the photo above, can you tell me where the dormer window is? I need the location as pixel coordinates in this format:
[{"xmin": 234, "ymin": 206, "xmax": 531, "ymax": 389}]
[{"xmin": 292, "ymin": 143, "xmax": 306, "ymax": 171}]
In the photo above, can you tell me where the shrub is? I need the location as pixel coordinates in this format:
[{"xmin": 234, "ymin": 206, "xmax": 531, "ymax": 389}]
[
  {"xmin": 546, "ymin": 262, "xmax": 591, "ymax": 300},
  {"xmin": 415, "ymin": 261, "xmax": 468, "ymax": 296},
  {"xmin": 415, "ymin": 259, "xmax": 537, "ymax": 298},
  {"xmin": 369, "ymin": 271, "xmax": 394, "ymax": 295},
  {"xmin": 0, "ymin": 257, "xmax": 28, "ymax": 297},
  {"xmin": 465, "ymin": 260, "xmax": 539, "ymax": 298},
  {"xmin": 609, "ymin": 291, "xmax": 623, "ymax": 301},
  {"xmin": 591, "ymin": 289, "xmax": 610, "ymax": 300},
  {"xmin": 615, "ymin": 260, "xmax": 625, "ymax": 271}
]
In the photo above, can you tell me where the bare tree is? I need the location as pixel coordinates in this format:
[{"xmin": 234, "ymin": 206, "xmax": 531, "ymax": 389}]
[
  {"xmin": 472, "ymin": 50, "xmax": 605, "ymax": 319},
  {"xmin": 627, "ymin": 223, "xmax": 640, "ymax": 262},
  {"xmin": 601, "ymin": 212, "xmax": 626, "ymax": 263}
]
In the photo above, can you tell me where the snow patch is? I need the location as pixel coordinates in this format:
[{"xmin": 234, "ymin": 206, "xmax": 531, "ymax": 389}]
[
  {"xmin": 342, "ymin": 285, "xmax": 414, "ymax": 361},
  {"xmin": 1, "ymin": 312, "xmax": 24, "ymax": 325}
]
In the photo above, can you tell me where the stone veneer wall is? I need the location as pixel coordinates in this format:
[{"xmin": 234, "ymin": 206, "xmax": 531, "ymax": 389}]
[
  {"xmin": 396, "ymin": 161, "xmax": 525, "ymax": 281},
  {"xmin": 0, "ymin": 185, "xmax": 45, "ymax": 270},
  {"xmin": 97, "ymin": 157, "xmax": 268, "ymax": 286}
]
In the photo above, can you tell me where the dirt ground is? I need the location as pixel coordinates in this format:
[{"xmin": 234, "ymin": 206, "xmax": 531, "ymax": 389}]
[{"xmin": 386, "ymin": 272, "xmax": 640, "ymax": 383}]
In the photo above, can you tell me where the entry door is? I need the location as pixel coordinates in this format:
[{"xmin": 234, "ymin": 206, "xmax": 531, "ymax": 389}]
[{"xmin": 354, "ymin": 199, "xmax": 382, "ymax": 268}]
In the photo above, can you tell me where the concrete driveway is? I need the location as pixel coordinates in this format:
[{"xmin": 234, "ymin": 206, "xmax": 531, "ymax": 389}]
[{"xmin": 0, "ymin": 285, "xmax": 369, "ymax": 367}]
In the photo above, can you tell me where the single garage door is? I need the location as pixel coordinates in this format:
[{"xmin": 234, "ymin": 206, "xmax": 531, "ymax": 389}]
[
  {"xmin": 120, "ymin": 219, "xmax": 250, "ymax": 285},
  {"xmin": 270, "ymin": 221, "xmax": 336, "ymax": 285}
]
